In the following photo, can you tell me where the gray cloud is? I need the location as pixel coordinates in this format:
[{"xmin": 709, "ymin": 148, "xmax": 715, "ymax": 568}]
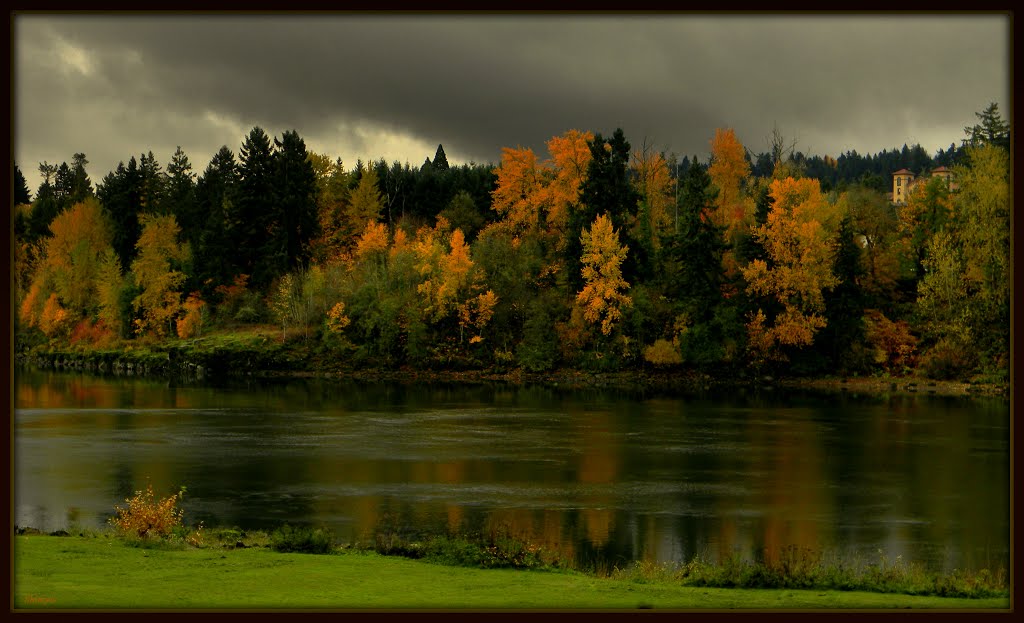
[{"xmin": 14, "ymin": 13, "xmax": 1010, "ymax": 192}]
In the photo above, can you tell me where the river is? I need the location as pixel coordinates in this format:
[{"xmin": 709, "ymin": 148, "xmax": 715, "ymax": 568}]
[{"xmin": 13, "ymin": 368, "xmax": 1009, "ymax": 573}]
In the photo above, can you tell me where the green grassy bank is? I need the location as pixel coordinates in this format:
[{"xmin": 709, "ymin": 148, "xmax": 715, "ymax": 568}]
[{"xmin": 12, "ymin": 535, "xmax": 1010, "ymax": 611}]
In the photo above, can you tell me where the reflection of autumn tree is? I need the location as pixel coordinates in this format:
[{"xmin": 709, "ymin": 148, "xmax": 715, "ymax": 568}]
[
  {"xmin": 738, "ymin": 413, "xmax": 827, "ymax": 565},
  {"xmin": 575, "ymin": 409, "xmax": 620, "ymax": 548}
]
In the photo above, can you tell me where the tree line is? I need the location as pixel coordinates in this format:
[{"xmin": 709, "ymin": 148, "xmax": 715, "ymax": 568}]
[{"xmin": 12, "ymin": 103, "xmax": 1010, "ymax": 381}]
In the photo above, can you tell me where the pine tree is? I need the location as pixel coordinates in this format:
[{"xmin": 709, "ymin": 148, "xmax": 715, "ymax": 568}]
[
  {"xmin": 194, "ymin": 146, "xmax": 239, "ymax": 293},
  {"xmin": 96, "ymin": 157, "xmax": 142, "ymax": 270},
  {"xmin": 432, "ymin": 144, "xmax": 450, "ymax": 171},
  {"xmin": 234, "ymin": 127, "xmax": 276, "ymax": 289},
  {"xmin": 13, "ymin": 162, "xmax": 31, "ymax": 206},
  {"xmin": 269, "ymin": 130, "xmax": 319, "ymax": 276},
  {"xmin": 165, "ymin": 146, "xmax": 199, "ymax": 247}
]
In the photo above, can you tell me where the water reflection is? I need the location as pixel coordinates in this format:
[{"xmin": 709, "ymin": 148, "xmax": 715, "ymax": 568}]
[{"xmin": 13, "ymin": 369, "xmax": 1010, "ymax": 573}]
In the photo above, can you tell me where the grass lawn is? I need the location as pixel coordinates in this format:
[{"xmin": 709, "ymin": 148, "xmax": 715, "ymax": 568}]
[{"xmin": 12, "ymin": 536, "xmax": 1011, "ymax": 611}]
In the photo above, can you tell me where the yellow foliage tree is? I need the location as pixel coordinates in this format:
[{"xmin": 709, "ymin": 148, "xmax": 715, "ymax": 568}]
[
  {"xmin": 346, "ymin": 166, "xmax": 383, "ymax": 242},
  {"xmin": 39, "ymin": 197, "xmax": 113, "ymax": 318},
  {"xmin": 131, "ymin": 214, "xmax": 189, "ymax": 337},
  {"xmin": 576, "ymin": 213, "xmax": 632, "ymax": 336}
]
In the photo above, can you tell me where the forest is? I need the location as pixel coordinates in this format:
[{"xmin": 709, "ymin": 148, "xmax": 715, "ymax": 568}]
[{"xmin": 12, "ymin": 104, "xmax": 1010, "ymax": 382}]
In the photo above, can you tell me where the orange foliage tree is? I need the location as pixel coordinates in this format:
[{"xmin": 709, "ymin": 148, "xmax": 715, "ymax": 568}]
[
  {"xmin": 742, "ymin": 177, "xmax": 840, "ymax": 361},
  {"xmin": 176, "ymin": 292, "xmax": 207, "ymax": 339},
  {"xmin": 490, "ymin": 129, "xmax": 594, "ymax": 250},
  {"xmin": 708, "ymin": 128, "xmax": 752, "ymax": 234}
]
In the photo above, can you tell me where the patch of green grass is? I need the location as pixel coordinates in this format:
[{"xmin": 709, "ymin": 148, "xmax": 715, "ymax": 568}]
[{"xmin": 13, "ymin": 536, "xmax": 1010, "ymax": 610}]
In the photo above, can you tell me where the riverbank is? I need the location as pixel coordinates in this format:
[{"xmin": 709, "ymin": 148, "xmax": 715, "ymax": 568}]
[
  {"xmin": 14, "ymin": 329, "xmax": 1010, "ymax": 398},
  {"xmin": 12, "ymin": 535, "xmax": 1010, "ymax": 610}
]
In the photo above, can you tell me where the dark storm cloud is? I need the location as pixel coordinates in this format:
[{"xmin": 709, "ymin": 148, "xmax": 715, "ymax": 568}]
[{"xmin": 14, "ymin": 13, "xmax": 1009, "ymax": 191}]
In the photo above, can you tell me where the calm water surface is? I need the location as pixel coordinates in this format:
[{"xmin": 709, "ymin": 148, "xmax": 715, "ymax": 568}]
[{"xmin": 14, "ymin": 369, "xmax": 1009, "ymax": 572}]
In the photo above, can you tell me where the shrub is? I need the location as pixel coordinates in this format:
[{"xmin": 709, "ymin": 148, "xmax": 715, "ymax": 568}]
[
  {"xmin": 920, "ymin": 337, "xmax": 979, "ymax": 380},
  {"xmin": 643, "ymin": 338, "xmax": 682, "ymax": 366},
  {"xmin": 109, "ymin": 483, "xmax": 185, "ymax": 539},
  {"xmin": 270, "ymin": 524, "xmax": 335, "ymax": 554},
  {"xmin": 863, "ymin": 309, "xmax": 917, "ymax": 374}
]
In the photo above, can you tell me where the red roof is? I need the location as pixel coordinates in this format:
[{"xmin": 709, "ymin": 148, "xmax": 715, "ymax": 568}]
[
  {"xmin": 931, "ymin": 166, "xmax": 951, "ymax": 173},
  {"xmin": 893, "ymin": 168, "xmax": 914, "ymax": 175}
]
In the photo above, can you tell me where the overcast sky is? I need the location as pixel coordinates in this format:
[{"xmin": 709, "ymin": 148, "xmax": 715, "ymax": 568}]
[{"xmin": 13, "ymin": 12, "xmax": 1011, "ymax": 194}]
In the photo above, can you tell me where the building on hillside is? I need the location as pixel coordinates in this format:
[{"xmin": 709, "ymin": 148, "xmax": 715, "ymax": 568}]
[{"xmin": 889, "ymin": 166, "xmax": 956, "ymax": 204}]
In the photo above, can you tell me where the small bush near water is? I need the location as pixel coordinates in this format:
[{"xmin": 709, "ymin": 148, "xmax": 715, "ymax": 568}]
[
  {"xmin": 108, "ymin": 483, "xmax": 204, "ymax": 548},
  {"xmin": 370, "ymin": 525, "xmax": 554, "ymax": 571},
  {"xmin": 270, "ymin": 525, "xmax": 335, "ymax": 554}
]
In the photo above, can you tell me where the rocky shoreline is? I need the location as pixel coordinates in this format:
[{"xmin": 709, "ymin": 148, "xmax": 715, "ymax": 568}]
[{"xmin": 15, "ymin": 344, "xmax": 1009, "ymax": 398}]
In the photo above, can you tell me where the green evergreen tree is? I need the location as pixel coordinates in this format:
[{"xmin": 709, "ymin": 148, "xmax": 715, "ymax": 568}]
[
  {"xmin": 69, "ymin": 153, "xmax": 94, "ymax": 205},
  {"xmin": 194, "ymin": 146, "xmax": 239, "ymax": 293},
  {"xmin": 432, "ymin": 144, "xmax": 450, "ymax": 171},
  {"xmin": 234, "ymin": 127, "xmax": 276, "ymax": 289},
  {"xmin": 569, "ymin": 128, "xmax": 639, "ymax": 290},
  {"xmin": 165, "ymin": 146, "xmax": 199, "ymax": 248},
  {"xmin": 96, "ymin": 157, "xmax": 142, "ymax": 270},
  {"xmin": 963, "ymin": 102, "xmax": 1010, "ymax": 150},
  {"xmin": 138, "ymin": 151, "xmax": 166, "ymax": 214},
  {"xmin": 269, "ymin": 130, "xmax": 320, "ymax": 276},
  {"xmin": 13, "ymin": 162, "xmax": 31, "ymax": 206},
  {"xmin": 815, "ymin": 215, "xmax": 866, "ymax": 372}
]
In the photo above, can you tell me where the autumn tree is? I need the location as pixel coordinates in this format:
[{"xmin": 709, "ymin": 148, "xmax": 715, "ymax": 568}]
[
  {"xmin": 543, "ymin": 129, "xmax": 594, "ymax": 243},
  {"xmin": 308, "ymin": 153, "xmax": 351, "ymax": 261},
  {"xmin": 840, "ymin": 185, "xmax": 902, "ymax": 306},
  {"xmin": 131, "ymin": 214, "xmax": 190, "ymax": 337},
  {"xmin": 897, "ymin": 175, "xmax": 953, "ymax": 282},
  {"xmin": 707, "ymin": 128, "xmax": 752, "ymax": 235},
  {"xmin": 346, "ymin": 165, "xmax": 384, "ymax": 242},
  {"xmin": 916, "ymin": 143, "xmax": 1010, "ymax": 373},
  {"xmin": 576, "ymin": 213, "xmax": 632, "ymax": 336},
  {"xmin": 572, "ymin": 129, "xmax": 639, "ymax": 288},
  {"xmin": 707, "ymin": 128, "xmax": 754, "ymax": 280},
  {"xmin": 742, "ymin": 177, "xmax": 840, "ymax": 363},
  {"xmin": 490, "ymin": 145, "xmax": 544, "ymax": 235},
  {"xmin": 629, "ymin": 141, "xmax": 674, "ymax": 255},
  {"xmin": 96, "ymin": 248, "xmax": 126, "ymax": 334},
  {"xmin": 21, "ymin": 198, "xmax": 114, "ymax": 327}
]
